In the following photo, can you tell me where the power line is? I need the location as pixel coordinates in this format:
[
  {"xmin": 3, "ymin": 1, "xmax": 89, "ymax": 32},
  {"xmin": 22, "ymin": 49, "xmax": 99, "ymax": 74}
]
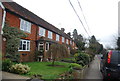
[
  {"xmin": 68, "ymin": 0, "xmax": 90, "ymax": 37},
  {"xmin": 77, "ymin": 0, "xmax": 92, "ymax": 35}
]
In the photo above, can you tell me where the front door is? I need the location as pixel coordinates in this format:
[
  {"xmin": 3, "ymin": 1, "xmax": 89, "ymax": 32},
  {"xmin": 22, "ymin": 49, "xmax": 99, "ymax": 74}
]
[{"xmin": 38, "ymin": 42, "xmax": 44, "ymax": 61}]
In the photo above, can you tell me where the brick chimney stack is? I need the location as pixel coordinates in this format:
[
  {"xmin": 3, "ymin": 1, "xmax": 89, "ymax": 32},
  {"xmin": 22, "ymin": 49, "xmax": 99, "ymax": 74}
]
[
  {"xmin": 61, "ymin": 28, "xmax": 65, "ymax": 32},
  {"xmin": 67, "ymin": 32, "xmax": 71, "ymax": 37}
]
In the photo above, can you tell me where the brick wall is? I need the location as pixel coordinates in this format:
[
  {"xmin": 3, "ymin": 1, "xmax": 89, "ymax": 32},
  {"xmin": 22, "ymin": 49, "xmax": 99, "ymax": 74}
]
[{"xmin": 4, "ymin": 12, "xmax": 37, "ymax": 62}]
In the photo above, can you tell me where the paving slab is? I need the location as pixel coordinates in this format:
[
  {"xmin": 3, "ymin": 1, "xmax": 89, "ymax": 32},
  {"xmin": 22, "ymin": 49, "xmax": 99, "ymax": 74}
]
[{"xmin": 2, "ymin": 71, "xmax": 30, "ymax": 79}]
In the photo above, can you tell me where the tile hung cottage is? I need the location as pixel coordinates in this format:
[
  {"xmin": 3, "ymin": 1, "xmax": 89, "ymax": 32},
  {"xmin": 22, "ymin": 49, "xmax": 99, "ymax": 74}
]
[{"xmin": 0, "ymin": 2, "xmax": 77, "ymax": 62}]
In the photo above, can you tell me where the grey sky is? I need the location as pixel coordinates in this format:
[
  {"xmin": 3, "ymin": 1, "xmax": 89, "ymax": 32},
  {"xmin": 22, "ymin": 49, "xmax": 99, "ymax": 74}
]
[{"xmin": 13, "ymin": 0, "xmax": 119, "ymax": 48}]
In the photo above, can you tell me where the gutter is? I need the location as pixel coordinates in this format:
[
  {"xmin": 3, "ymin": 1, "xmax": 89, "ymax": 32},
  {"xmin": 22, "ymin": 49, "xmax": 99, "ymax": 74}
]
[{"xmin": 0, "ymin": 2, "xmax": 6, "ymax": 34}]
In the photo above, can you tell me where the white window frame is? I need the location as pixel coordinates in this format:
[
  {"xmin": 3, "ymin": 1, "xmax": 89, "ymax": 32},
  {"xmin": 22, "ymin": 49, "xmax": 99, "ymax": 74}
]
[
  {"xmin": 39, "ymin": 27, "xmax": 45, "ymax": 37},
  {"xmin": 19, "ymin": 39, "xmax": 30, "ymax": 51},
  {"xmin": 48, "ymin": 31, "xmax": 53, "ymax": 39},
  {"xmin": 45, "ymin": 42, "xmax": 49, "ymax": 51},
  {"xmin": 66, "ymin": 39, "xmax": 68, "ymax": 44},
  {"xmin": 70, "ymin": 40, "xmax": 72, "ymax": 45},
  {"xmin": 38, "ymin": 42, "xmax": 44, "ymax": 51},
  {"xmin": 73, "ymin": 42, "xmax": 74, "ymax": 46},
  {"xmin": 62, "ymin": 37, "xmax": 65, "ymax": 43},
  {"xmin": 56, "ymin": 34, "xmax": 60, "ymax": 41},
  {"xmin": 20, "ymin": 18, "xmax": 31, "ymax": 33}
]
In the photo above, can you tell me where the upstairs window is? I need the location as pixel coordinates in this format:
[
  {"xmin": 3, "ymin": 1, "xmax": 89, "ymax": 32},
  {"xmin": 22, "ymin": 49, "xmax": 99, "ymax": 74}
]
[
  {"xmin": 73, "ymin": 42, "xmax": 75, "ymax": 46},
  {"xmin": 70, "ymin": 40, "xmax": 72, "ymax": 45},
  {"xmin": 62, "ymin": 37, "xmax": 65, "ymax": 43},
  {"xmin": 19, "ymin": 39, "xmax": 30, "ymax": 51},
  {"xmin": 66, "ymin": 39, "xmax": 68, "ymax": 44},
  {"xmin": 39, "ymin": 27, "xmax": 45, "ymax": 37},
  {"xmin": 20, "ymin": 19, "xmax": 31, "ymax": 33},
  {"xmin": 48, "ymin": 31, "xmax": 53, "ymax": 39},
  {"xmin": 56, "ymin": 34, "xmax": 60, "ymax": 41}
]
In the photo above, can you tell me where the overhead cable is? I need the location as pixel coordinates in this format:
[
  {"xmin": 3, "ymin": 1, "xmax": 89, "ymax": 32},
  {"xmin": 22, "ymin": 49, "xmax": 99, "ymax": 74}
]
[
  {"xmin": 69, "ymin": 0, "xmax": 90, "ymax": 37},
  {"xmin": 77, "ymin": 0, "xmax": 92, "ymax": 35}
]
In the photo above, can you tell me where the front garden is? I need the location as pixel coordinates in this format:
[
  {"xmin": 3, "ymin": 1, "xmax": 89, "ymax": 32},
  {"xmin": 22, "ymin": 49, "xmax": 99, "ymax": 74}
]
[
  {"xmin": 23, "ymin": 61, "xmax": 71, "ymax": 79},
  {"xmin": 2, "ymin": 51, "xmax": 94, "ymax": 80}
]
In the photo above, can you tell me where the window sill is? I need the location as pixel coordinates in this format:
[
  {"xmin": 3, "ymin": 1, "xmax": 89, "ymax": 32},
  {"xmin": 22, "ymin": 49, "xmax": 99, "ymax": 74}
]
[
  {"xmin": 18, "ymin": 50, "xmax": 30, "ymax": 52},
  {"xmin": 21, "ymin": 30, "xmax": 31, "ymax": 34}
]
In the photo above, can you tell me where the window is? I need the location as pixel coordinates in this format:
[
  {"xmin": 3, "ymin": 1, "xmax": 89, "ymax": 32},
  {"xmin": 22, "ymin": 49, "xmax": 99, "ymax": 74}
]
[
  {"xmin": 19, "ymin": 40, "xmax": 30, "ymax": 51},
  {"xmin": 73, "ymin": 42, "xmax": 74, "ymax": 46},
  {"xmin": 56, "ymin": 34, "xmax": 59, "ymax": 41},
  {"xmin": 62, "ymin": 37, "xmax": 65, "ymax": 43},
  {"xmin": 66, "ymin": 39, "xmax": 68, "ymax": 44},
  {"xmin": 48, "ymin": 31, "xmax": 52, "ymax": 39},
  {"xmin": 70, "ymin": 40, "xmax": 72, "ymax": 45},
  {"xmin": 38, "ymin": 42, "xmax": 44, "ymax": 51},
  {"xmin": 39, "ymin": 27, "xmax": 45, "ymax": 37},
  {"xmin": 20, "ymin": 19, "xmax": 31, "ymax": 33},
  {"xmin": 45, "ymin": 42, "xmax": 49, "ymax": 51}
]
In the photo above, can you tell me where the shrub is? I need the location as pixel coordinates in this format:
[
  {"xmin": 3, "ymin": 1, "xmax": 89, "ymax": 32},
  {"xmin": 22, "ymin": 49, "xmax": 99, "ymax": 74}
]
[
  {"xmin": 2, "ymin": 59, "xmax": 13, "ymax": 72},
  {"xmin": 61, "ymin": 58, "xmax": 76, "ymax": 63},
  {"xmin": 3, "ymin": 23, "xmax": 27, "ymax": 63},
  {"xmin": 70, "ymin": 49, "xmax": 77, "ymax": 55},
  {"xmin": 5, "ymin": 53, "xmax": 20, "ymax": 63},
  {"xmin": 10, "ymin": 63, "xmax": 30, "ymax": 74},
  {"xmin": 69, "ymin": 63, "xmax": 82, "ymax": 70},
  {"xmin": 74, "ymin": 52, "xmax": 90, "ymax": 66},
  {"xmin": 89, "ymin": 54, "xmax": 94, "ymax": 62},
  {"xmin": 76, "ymin": 60, "xmax": 85, "ymax": 66}
]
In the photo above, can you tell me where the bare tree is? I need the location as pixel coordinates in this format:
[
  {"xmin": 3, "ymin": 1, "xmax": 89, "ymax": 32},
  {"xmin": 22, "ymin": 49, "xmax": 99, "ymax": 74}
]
[{"xmin": 47, "ymin": 44, "xmax": 69, "ymax": 66}]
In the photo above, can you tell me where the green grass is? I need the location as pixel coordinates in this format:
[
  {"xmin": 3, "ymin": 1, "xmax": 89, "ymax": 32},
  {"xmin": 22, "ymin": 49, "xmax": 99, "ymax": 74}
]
[{"xmin": 23, "ymin": 61, "xmax": 71, "ymax": 79}]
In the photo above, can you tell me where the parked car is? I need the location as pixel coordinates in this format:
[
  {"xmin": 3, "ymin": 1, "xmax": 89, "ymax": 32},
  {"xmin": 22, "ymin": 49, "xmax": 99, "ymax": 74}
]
[{"xmin": 100, "ymin": 50, "xmax": 120, "ymax": 79}]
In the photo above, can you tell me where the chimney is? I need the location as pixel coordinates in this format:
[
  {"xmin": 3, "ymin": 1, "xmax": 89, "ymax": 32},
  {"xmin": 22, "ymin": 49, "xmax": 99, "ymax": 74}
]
[
  {"xmin": 61, "ymin": 28, "xmax": 65, "ymax": 32},
  {"xmin": 67, "ymin": 32, "xmax": 71, "ymax": 36}
]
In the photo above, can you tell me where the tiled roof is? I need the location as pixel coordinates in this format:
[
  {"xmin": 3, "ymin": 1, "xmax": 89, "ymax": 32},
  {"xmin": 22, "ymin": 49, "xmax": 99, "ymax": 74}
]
[{"xmin": 2, "ymin": 2, "xmax": 72, "ymax": 40}]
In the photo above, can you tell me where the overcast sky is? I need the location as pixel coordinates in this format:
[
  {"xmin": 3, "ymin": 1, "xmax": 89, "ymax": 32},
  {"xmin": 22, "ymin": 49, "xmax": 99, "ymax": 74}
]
[{"xmin": 13, "ymin": 0, "xmax": 119, "ymax": 48}]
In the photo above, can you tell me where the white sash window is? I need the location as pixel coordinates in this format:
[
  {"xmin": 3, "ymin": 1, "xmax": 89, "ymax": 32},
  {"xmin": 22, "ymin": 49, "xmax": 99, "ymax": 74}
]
[
  {"xmin": 62, "ymin": 37, "xmax": 65, "ymax": 43},
  {"xmin": 56, "ymin": 34, "xmax": 60, "ymax": 41},
  {"xmin": 20, "ymin": 19, "xmax": 31, "ymax": 33},
  {"xmin": 39, "ymin": 27, "xmax": 45, "ymax": 37},
  {"xmin": 48, "ymin": 31, "xmax": 53, "ymax": 39}
]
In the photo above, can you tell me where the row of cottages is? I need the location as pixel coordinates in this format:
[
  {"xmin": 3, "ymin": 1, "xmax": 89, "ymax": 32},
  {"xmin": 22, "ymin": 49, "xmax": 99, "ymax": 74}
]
[{"xmin": 0, "ymin": 2, "xmax": 77, "ymax": 62}]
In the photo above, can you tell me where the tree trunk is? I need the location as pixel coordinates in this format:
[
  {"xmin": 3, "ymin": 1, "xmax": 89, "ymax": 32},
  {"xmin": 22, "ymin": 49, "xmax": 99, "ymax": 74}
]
[{"xmin": 52, "ymin": 58, "xmax": 55, "ymax": 66}]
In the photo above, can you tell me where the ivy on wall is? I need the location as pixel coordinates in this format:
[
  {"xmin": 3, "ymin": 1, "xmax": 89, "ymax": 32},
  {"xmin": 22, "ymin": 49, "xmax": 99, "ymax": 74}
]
[{"xmin": 3, "ymin": 22, "xmax": 27, "ymax": 62}]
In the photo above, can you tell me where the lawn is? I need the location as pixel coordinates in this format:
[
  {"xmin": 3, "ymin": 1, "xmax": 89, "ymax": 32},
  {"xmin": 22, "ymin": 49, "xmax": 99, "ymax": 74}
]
[{"xmin": 23, "ymin": 61, "xmax": 71, "ymax": 79}]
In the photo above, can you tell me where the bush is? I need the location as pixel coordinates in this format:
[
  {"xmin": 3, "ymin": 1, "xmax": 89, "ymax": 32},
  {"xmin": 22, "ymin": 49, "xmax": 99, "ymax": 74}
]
[
  {"xmin": 70, "ymin": 49, "xmax": 77, "ymax": 55},
  {"xmin": 5, "ymin": 53, "xmax": 20, "ymax": 63},
  {"xmin": 9, "ymin": 63, "xmax": 30, "ymax": 74},
  {"xmin": 76, "ymin": 60, "xmax": 85, "ymax": 66},
  {"xmin": 2, "ymin": 59, "xmax": 13, "ymax": 72},
  {"xmin": 61, "ymin": 58, "xmax": 76, "ymax": 63},
  {"xmin": 89, "ymin": 54, "xmax": 94, "ymax": 62},
  {"xmin": 69, "ymin": 63, "xmax": 82, "ymax": 70},
  {"xmin": 74, "ymin": 52, "xmax": 90, "ymax": 66}
]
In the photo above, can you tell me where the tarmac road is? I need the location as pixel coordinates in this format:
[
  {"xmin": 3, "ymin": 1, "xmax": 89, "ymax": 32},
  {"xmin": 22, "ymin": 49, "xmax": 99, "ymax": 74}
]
[{"xmin": 84, "ymin": 55, "xmax": 103, "ymax": 80}]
